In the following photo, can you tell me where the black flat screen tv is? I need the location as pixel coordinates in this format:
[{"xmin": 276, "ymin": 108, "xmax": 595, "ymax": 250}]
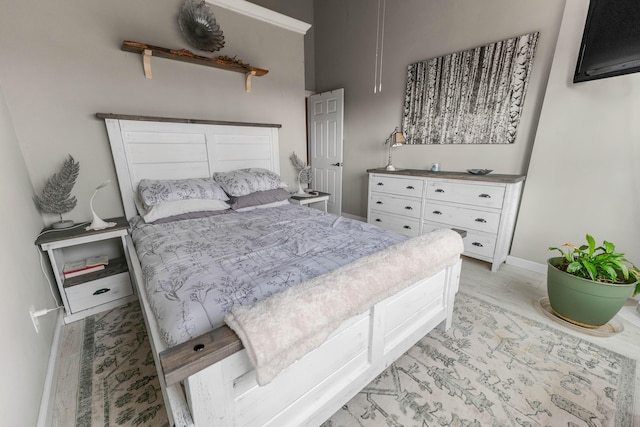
[{"xmin": 574, "ymin": 0, "xmax": 640, "ymax": 83}]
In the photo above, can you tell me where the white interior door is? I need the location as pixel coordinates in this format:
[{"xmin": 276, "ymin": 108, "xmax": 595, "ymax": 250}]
[{"xmin": 308, "ymin": 89, "xmax": 344, "ymax": 216}]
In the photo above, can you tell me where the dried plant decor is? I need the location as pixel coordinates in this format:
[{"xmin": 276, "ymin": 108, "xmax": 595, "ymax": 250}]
[{"xmin": 34, "ymin": 155, "xmax": 80, "ymax": 228}]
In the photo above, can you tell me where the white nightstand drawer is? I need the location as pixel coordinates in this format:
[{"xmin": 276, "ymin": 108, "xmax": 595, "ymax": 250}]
[
  {"xmin": 369, "ymin": 211, "xmax": 420, "ymax": 237},
  {"xmin": 426, "ymin": 181, "xmax": 505, "ymax": 209},
  {"xmin": 424, "ymin": 202, "xmax": 501, "ymax": 234},
  {"xmin": 369, "ymin": 193, "xmax": 422, "ymax": 218},
  {"xmin": 370, "ymin": 175, "xmax": 424, "ymax": 197},
  {"xmin": 66, "ymin": 272, "xmax": 133, "ymax": 313}
]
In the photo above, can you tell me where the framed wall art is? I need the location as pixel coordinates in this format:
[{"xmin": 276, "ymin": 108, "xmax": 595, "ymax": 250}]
[{"xmin": 402, "ymin": 32, "xmax": 539, "ymax": 145}]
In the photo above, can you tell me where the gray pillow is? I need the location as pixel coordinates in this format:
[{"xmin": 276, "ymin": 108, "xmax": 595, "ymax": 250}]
[
  {"xmin": 212, "ymin": 168, "xmax": 288, "ymax": 197},
  {"xmin": 228, "ymin": 188, "xmax": 291, "ymax": 210},
  {"xmin": 138, "ymin": 177, "xmax": 229, "ymax": 207}
]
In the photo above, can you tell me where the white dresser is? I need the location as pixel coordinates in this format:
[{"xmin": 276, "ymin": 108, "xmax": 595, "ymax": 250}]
[{"xmin": 367, "ymin": 169, "xmax": 525, "ymax": 272}]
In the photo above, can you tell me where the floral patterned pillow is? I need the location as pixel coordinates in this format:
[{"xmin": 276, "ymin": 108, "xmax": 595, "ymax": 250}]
[
  {"xmin": 212, "ymin": 168, "xmax": 288, "ymax": 197},
  {"xmin": 138, "ymin": 178, "xmax": 229, "ymax": 207}
]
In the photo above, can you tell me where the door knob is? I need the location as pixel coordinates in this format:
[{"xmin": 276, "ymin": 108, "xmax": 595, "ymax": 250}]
[{"xmin": 331, "ymin": 162, "xmax": 344, "ymax": 167}]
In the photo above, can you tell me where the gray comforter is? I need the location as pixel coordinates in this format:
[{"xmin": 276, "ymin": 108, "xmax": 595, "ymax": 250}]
[{"xmin": 130, "ymin": 204, "xmax": 406, "ymax": 347}]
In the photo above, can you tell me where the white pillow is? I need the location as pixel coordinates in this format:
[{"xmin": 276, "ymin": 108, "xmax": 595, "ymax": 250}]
[
  {"xmin": 138, "ymin": 178, "xmax": 228, "ymax": 207},
  {"xmin": 212, "ymin": 168, "xmax": 288, "ymax": 197},
  {"xmin": 136, "ymin": 198, "xmax": 230, "ymax": 223}
]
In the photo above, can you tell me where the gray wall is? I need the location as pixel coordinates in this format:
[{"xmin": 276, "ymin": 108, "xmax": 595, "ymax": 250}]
[
  {"xmin": 511, "ymin": 0, "xmax": 640, "ymax": 265},
  {"xmin": 250, "ymin": 0, "xmax": 315, "ymax": 91},
  {"xmin": 0, "ymin": 0, "xmax": 308, "ymax": 227},
  {"xmin": 0, "ymin": 82, "xmax": 56, "ymax": 426},
  {"xmin": 313, "ymin": 0, "xmax": 566, "ymax": 218}
]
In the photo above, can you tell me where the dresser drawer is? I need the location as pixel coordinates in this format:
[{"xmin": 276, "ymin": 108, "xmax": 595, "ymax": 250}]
[
  {"xmin": 369, "ymin": 193, "xmax": 421, "ymax": 218},
  {"xmin": 424, "ymin": 202, "xmax": 501, "ymax": 234},
  {"xmin": 370, "ymin": 175, "xmax": 424, "ymax": 198},
  {"xmin": 426, "ymin": 181, "xmax": 505, "ymax": 209},
  {"xmin": 462, "ymin": 231, "xmax": 497, "ymax": 259},
  {"xmin": 65, "ymin": 272, "xmax": 133, "ymax": 313},
  {"xmin": 422, "ymin": 221, "xmax": 496, "ymax": 259},
  {"xmin": 369, "ymin": 211, "xmax": 420, "ymax": 237}
]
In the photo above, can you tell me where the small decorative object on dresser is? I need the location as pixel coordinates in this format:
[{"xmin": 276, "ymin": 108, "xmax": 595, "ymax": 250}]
[
  {"xmin": 367, "ymin": 168, "xmax": 525, "ymax": 272},
  {"xmin": 35, "ymin": 217, "xmax": 136, "ymax": 323},
  {"xmin": 384, "ymin": 127, "xmax": 406, "ymax": 171},
  {"xmin": 34, "ymin": 154, "xmax": 80, "ymax": 229}
]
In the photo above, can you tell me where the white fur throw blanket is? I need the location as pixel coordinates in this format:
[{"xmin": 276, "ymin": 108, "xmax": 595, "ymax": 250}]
[{"xmin": 224, "ymin": 228, "xmax": 464, "ymax": 385}]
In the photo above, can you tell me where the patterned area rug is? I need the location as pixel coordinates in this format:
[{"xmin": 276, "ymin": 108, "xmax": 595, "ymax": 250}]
[
  {"xmin": 76, "ymin": 302, "xmax": 169, "ymax": 427},
  {"xmin": 324, "ymin": 292, "xmax": 636, "ymax": 426},
  {"xmin": 78, "ymin": 294, "xmax": 636, "ymax": 427}
]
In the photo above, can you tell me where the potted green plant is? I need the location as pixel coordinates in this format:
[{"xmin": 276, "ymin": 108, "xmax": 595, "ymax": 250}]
[{"xmin": 547, "ymin": 234, "xmax": 639, "ymax": 328}]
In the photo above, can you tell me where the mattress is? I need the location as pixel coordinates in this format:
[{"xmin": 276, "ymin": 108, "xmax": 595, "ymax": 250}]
[{"xmin": 130, "ymin": 204, "xmax": 406, "ymax": 347}]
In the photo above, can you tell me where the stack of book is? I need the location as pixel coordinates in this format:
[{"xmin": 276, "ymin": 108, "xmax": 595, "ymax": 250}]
[{"xmin": 63, "ymin": 255, "xmax": 109, "ymax": 279}]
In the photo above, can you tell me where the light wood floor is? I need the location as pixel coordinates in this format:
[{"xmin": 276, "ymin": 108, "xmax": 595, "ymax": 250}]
[{"xmin": 51, "ymin": 257, "xmax": 640, "ymax": 426}]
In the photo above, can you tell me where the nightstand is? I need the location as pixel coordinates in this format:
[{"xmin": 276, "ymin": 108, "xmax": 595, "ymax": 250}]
[
  {"xmin": 35, "ymin": 217, "xmax": 137, "ymax": 323},
  {"xmin": 289, "ymin": 191, "xmax": 331, "ymax": 212}
]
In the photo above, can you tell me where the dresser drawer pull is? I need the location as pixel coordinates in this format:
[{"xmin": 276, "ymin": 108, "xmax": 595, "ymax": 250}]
[
  {"xmin": 376, "ymin": 201, "xmax": 383, "ymax": 204},
  {"xmin": 375, "ymin": 218, "xmax": 382, "ymax": 222},
  {"xmin": 403, "ymin": 225, "xmax": 412, "ymax": 229},
  {"xmin": 93, "ymin": 288, "xmax": 111, "ymax": 296},
  {"xmin": 478, "ymin": 193, "xmax": 491, "ymax": 198},
  {"xmin": 405, "ymin": 206, "xmax": 413, "ymax": 210},
  {"xmin": 432, "ymin": 210, "xmax": 442, "ymax": 215},
  {"xmin": 472, "ymin": 242, "xmax": 484, "ymax": 247},
  {"xmin": 406, "ymin": 185, "xmax": 415, "ymax": 189},
  {"xmin": 376, "ymin": 182, "xmax": 384, "ymax": 186},
  {"xmin": 475, "ymin": 218, "xmax": 487, "ymax": 223},
  {"xmin": 435, "ymin": 189, "xmax": 445, "ymax": 193}
]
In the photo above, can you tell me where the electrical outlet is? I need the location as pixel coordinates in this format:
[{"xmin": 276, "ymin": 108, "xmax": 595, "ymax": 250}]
[{"xmin": 30, "ymin": 305, "xmax": 40, "ymax": 333}]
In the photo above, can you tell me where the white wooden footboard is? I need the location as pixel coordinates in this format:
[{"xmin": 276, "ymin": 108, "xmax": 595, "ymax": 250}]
[{"xmin": 166, "ymin": 256, "xmax": 460, "ymax": 426}]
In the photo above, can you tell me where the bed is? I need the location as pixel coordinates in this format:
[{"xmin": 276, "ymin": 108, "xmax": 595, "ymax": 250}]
[{"xmin": 98, "ymin": 113, "xmax": 464, "ymax": 427}]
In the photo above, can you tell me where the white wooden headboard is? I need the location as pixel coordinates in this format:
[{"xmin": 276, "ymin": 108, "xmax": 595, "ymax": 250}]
[{"xmin": 98, "ymin": 114, "xmax": 281, "ymax": 220}]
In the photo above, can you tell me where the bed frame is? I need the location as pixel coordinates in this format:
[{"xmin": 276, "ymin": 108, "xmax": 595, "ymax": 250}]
[{"xmin": 98, "ymin": 113, "xmax": 462, "ymax": 427}]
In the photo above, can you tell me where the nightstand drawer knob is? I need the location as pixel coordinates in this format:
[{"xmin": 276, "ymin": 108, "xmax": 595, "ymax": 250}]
[
  {"xmin": 403, "ymin": 225, "xmax": 412, "ymax": 229},
  {"xmin": 93, "ymin": 288, "xmax": 111, "ymax": 295},
  {"xmin": 432, "ymin": 210, "xmax": 442, "ymax": 215},
  {"xmin": 405, "ymin": 206, "xmax": 413, "ymax": 210},
  {"xmin": 377, "ymin": 182, "xmax": 384, "ymax": 186},
  {"xmin": 406, "ymin": 185, "xmax": 414, "ymax": 189},
  {"xmin": 376, "ymin": 201, "xmax": 383, "ymax": 204},
  {"xmin": 479, "ymin": 193, "xmax": 491, "ymax": 198},
  {"xmin": 472, "ymin": 242, "xmax": 484, "ymax": 247},
  {"xmin": 435, "ymin": 189, "xmax": 445, "ymax": 193},
  {"xmin": 375, "ymin": 218, "xmax": 382, "ymax": 222},
  {"xmin": 475, "ymin": 218, "xmax": 487, "ymax": 223}
]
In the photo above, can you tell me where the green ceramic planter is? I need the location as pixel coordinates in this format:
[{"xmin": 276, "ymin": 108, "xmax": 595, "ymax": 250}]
[{"xmin": 547, "ymin": 257, "xmax": 636, "ymax": 328}]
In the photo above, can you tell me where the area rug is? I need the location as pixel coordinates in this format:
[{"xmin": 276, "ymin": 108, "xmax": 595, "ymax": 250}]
[
  {"xmin": 76, "ymin": 301, "xmax": 169, "ymax": 427},
  {"xmin": 323, "ymin": 292, "xmax": 636, "ymax": 427},
  {"xmin": 77, "ymin": 294, "xmax": 636, "ymax": 427}
]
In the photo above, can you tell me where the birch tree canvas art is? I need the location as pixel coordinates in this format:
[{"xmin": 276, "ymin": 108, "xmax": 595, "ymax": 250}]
[{"xmin": 402, "ymin": 32, "xmax": 539, "ymax": 145}]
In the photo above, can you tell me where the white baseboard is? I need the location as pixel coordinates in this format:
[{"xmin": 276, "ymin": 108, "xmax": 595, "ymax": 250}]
[
  {"xmin": 341, "ymin": 212, "xmax": 366, "ymax": 222},
  {"xmin": 505, "ymin": 256, "xmax": 547, "ymax": 275},
  {"xmin": 37, "ymin": 310, "xmax": 65, "ymax": 427}
]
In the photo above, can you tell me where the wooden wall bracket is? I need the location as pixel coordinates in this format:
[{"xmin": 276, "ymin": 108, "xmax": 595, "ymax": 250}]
[
  {"xmin": 122, "ymin": 40, "xmax": 268, "ymax": 92},
  {"xmin": 142, "ymin": 49, "xmax": 152, "ymax": 79}
]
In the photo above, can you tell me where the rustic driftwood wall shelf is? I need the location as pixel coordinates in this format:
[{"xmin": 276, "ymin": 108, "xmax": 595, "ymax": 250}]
[{"xmin": 121, "ymin": 40, "xmax": 268, "ymax": 92}]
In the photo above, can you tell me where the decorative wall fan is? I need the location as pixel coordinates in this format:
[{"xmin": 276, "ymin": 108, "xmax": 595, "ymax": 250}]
[{"xmin": 178, "ymin": 0, "xmax": 225, "ymax": 52}]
